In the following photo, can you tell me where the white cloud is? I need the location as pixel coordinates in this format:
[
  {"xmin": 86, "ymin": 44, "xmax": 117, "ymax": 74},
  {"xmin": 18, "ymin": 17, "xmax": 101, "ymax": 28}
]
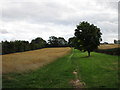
[{"xmin": 0, "ymin": 0, "xmax": 118, "ymax": 43}]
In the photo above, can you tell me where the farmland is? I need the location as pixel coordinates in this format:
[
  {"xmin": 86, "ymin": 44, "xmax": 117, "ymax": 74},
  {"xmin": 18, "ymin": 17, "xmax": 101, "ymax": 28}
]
[
  {"xmin": 2, "ymin": 47, "xmax": 119, "ymax": 88},
  {"xmin": 97, "ymin": 44, "xmax": 120, "ymax": 55},
  {"xmin": 2, "ymin": 47, "xmax": 71, "ymax": 74},
  {"xmin": 98, "ymin": 44, "xmax": 120, "ymax": 49}
]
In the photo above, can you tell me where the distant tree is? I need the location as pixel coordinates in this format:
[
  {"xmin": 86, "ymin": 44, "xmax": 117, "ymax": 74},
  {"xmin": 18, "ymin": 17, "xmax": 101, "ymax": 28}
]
[
  {"xmin": 118, "ymin": 40, "xmax": 120, "ymax": 44},
  {"xmin": 48, "ymin": 36, "xmax": 68, "ymax": 47},
  {"xmin": 31, "ymin": 37, "xmax": 47, "ymax": 49},
  {"xmin": 104, "ymin": 42, "xmax": 108, "ymax": 44},
  {"xmin": 57, "ymin": 37, "xmax": 67, "ymax": 47},
  {"xmin": 74, "ymin": 21, "xmax": 102, "ymax": 56},
  {"xmin": 2, "ymin": 36, "xmax": 68, "ymax": 54},
  {"xmin": 114, "ymin": 40, "xmax": 117, "ymax": 44},
  {"xmin": 48, "ymin": 36, "xmax": 59, "ymax": 47},
  {"xmin": 2, "ymin": 37, "xmax": 47, "ymax": 54},
  {"xmin": 2, "ymin": 40, "xmax": 10, "ymax": 54},
  {"xmin": 21, "ymin": 41, "xmax": 30, "ymax": 51},
  {"xmin": 68, "ymin": 37, "xmax": 76, "ymax": 47}
]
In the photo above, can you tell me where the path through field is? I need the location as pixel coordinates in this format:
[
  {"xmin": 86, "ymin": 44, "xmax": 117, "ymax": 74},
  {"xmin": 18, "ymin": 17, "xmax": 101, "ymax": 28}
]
[
  {"xmin": 68, "ymin": 49, "xmax": 85, "ymax": 88},
  {"xmin": 2, "ymin": 47, "xmax": 71, "ymax": 74}
]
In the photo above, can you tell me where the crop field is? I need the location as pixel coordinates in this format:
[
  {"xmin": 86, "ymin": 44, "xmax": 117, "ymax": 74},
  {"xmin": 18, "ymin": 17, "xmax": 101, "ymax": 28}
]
[
  {"xmin": 2, "ymin": 48, "xmax": 119, "ymax": 88},
  {"xmin": 2, "ymin": 47, "xmax": 71, "ymax": 74},
  {"xmin": 98, "ymin": 44, "xmax": 120, "ymax": 49}
]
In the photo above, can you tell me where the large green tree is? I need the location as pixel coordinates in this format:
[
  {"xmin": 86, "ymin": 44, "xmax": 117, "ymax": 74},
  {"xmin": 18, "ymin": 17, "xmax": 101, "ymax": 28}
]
[{"xmin": 74, "ymin": 21, "xmax": 102, "ymax": 56}]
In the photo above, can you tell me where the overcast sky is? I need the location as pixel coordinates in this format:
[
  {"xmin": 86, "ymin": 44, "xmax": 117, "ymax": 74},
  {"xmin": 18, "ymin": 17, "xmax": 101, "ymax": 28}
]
[{"xmin": 0, "ymin": 0, "xmax": 119, "ymax": 43}]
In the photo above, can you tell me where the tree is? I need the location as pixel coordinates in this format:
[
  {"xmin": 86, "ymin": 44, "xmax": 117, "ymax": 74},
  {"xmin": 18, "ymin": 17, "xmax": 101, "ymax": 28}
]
[
  {"xmin": 2, "ymin": 37, "xmax": 47, "ymax": 55},
  {"xmin": 48, "ymin": 36, "xmax": 59, "ymax": 47},
  {"xmin": 57, "ymin": 37, "xmax": 67, "ymax": 47},
  {"xmin": 48, "ymin": 36, "xmax": 68, "ymax": 47},
  {"xmin": 31, "ymin": 37, "xmax": 47, "ymax": 49},
  {"xmin": 74, "ymin": 21, "xmax": 102, "ymax": 56},
  {"xmin": 104, "ymin": 42, "xmax": 108, "ymax": 44},
  {"xmin": 2, "ymin": 40, "xmax": 10, "ymax": 54},
  {"xmin": 68, "ymin": 37, "xmax": 76, "ymax": 47},
  {"xmin": 114, "ymin": 40, "xmax": 117, "ymax": 44}
]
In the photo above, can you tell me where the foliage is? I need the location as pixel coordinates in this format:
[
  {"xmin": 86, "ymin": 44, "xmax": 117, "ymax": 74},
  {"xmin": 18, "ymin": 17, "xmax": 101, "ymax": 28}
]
[
  {"xmin": 2, "ymin": 37, "xmax": 47, "ymax": 54},
  {"xmin": 57, "ymin": 37, "xmax": 67, "ymax": 47},
  {"xmin": 30, "ymin": 37, "xmax": 47, "ymax": 50},
  {"xmin": 2, "ymin": 40, "xmax": 30, "ymax": 54},
  {"xmin": 2, "ymin": 36, "xmax": 68, "ymax": 54},
  {"xmin": 74, "ymin": 21, "xmax": 102, "ymax": 56},
  {"xmin": 48, "ymin": 36, "xmax": 68, "ymax": 47},
  {"xmin": 68, "ymin": 37, "xmax": 76, "ymax": 47}
]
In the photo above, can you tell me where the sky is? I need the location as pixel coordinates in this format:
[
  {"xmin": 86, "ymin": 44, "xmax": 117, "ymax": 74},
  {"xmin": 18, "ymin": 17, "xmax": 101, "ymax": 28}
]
[{"xmin": 0, "ymin": 0, "xmax": 119, "ymax": 43}]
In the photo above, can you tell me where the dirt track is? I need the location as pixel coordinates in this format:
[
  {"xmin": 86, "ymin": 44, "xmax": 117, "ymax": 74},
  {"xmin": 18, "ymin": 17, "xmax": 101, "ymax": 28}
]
[{"xmin": 2, "ymin": 47, "xmax": 71, "ymax": 74}]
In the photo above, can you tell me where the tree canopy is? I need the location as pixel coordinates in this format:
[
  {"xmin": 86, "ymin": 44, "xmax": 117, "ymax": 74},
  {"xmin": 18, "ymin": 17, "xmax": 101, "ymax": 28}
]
[
  {"xmin": 2, "ymin": 36, "xmax": 68, "ymax": 54},
  {"xmin": 31, "ymin": 37, "xmax": 47, "ymax": 50},
  {"xmin": 74, "ymin": 21, "xmax": 102, "ymax": 56},
  {"xmin": 2, "ymin": 37, "xmax": 47, "ymax": 54},
  {"xmin": 68, "ymin": 37, "xmax": 76, "ymax": 47},
  {"xmin": 48, "ymin": 36, "xmax": 67, "ymax": 47}
]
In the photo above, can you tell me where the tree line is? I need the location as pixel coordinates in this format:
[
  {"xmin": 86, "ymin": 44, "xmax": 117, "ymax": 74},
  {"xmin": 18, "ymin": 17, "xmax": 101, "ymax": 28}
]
[{"xmin": 2, "ymin": 36, "xmax": 71, "ymax": 55}]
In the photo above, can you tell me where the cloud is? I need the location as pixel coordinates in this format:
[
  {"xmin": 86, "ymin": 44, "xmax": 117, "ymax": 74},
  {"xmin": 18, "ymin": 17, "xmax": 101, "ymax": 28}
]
[
  {"xmin": 0, "ymin": 0, "xmax": 118, "ymax": 43},
  {"xmin": 0, "ymin": 29, "xmax": 8, "ymax": 34}
]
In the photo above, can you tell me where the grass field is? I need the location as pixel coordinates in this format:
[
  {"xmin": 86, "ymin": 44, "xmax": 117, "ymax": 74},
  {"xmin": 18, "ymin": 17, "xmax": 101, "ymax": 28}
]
[
  {"xmin": 2, "ymin": 48, "xmax": 119, "ymax": 88},
  {"xmin": 2, "ymin": 47, "xmax": 71, "ymax": 74}
]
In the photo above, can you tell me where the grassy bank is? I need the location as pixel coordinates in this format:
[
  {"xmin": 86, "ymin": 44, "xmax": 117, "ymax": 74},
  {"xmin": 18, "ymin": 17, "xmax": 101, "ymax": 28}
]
[
  {"xmin": 3, "ymin": 49, "xmax": 119, "ymax": 88},
  {"xmin": 95, "ymin": 48, "xmax": 120, "ymax": 56}
]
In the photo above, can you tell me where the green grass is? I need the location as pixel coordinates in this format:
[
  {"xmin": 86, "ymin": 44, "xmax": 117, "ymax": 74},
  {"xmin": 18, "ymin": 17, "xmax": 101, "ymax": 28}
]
[{"xmin": 3, "ymin": 49, "xmax": 119, "ymax": 88}]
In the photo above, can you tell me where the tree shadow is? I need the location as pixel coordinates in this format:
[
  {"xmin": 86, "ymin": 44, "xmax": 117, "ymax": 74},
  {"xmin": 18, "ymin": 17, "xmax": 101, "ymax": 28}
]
[
  {"xmin": 81, "ymin": 56, "xmax": 90, "ymax": 58},
  {"xmin": 71, "ymin": 54, "xmax": 93, "ymax": 60},
  {"xmin": 80, "ymin": 55, "xmax": 93, "ymax": 58}
]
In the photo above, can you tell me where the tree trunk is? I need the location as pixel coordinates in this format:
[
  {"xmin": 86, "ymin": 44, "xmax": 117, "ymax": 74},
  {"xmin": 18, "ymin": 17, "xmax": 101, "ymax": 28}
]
[{"xmin": 88, "ymin": 51, "xmax": 90, "ymax": 57}]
